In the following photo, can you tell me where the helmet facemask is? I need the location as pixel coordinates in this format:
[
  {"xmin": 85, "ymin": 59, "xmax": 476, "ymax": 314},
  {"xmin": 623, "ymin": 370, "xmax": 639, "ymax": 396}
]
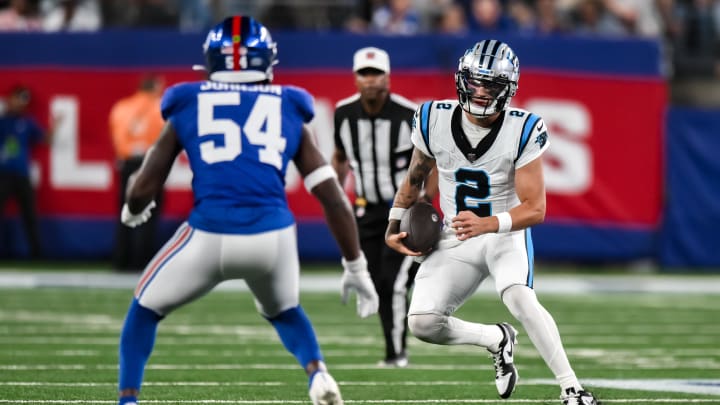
[{"xmin": 455, "ymin": 40, "xmax": 519, "ymax": 118}]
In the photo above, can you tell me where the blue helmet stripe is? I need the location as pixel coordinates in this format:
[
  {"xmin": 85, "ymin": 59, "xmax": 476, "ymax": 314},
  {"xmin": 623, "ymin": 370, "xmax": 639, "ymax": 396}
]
[
  {"xmin": 487, "ymin": 40, "xmax": 502, "ymax": 70},
  {"xmin": 477, "ymin": 40, "xmax": 493, "ymax": 68}
]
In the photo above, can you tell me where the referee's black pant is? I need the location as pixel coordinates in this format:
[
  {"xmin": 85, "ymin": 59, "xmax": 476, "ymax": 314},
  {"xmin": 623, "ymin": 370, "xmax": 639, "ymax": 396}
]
[{"xmin": 356, "ymin": 202, "xmax": 418, "ymax": 362}]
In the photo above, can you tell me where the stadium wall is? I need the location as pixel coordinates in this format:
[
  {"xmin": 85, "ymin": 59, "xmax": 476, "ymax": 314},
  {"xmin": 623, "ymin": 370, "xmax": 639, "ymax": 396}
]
[{"xmin": 0, "ymin": 32, "xmax": 678, "ymax": 264}]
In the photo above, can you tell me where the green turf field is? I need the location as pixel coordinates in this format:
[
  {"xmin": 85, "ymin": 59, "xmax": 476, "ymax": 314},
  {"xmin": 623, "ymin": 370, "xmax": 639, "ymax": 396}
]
[{"xmin": 1, "ymin": 279, "xmax": 719, "ymax": 404}]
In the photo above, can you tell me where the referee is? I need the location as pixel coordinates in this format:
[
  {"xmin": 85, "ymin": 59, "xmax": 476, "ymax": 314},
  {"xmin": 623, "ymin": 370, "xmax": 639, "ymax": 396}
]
[{"xmin": 332, "ymin": 47, "xmax": 435, "ymax": 367}]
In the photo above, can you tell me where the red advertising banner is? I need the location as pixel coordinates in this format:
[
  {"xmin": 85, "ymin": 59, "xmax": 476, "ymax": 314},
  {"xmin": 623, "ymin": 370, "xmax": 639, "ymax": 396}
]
[{"xmin": 1, "ymin": 68, "xmax": 665, "ymax": 226}]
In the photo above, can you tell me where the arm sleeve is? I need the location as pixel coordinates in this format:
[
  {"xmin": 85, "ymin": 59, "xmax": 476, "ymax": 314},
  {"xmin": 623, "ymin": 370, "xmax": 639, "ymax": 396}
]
[
  {"xmin": 287, "ymin": 86, "xmax": 315, "ymax": 123},
  {"xmin": 160, "ymin": 85, "xmax": 181, "ymax": 121}
]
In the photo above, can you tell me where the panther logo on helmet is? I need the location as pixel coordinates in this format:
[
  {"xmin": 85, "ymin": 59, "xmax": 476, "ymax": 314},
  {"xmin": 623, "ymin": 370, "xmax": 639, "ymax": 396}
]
[
  {"xmin": 455, "ymin": 40, "xmax": 520, "ymax": 118},
  {"xmin": 199, "ymin": 16, "xmax": 278, "ymax": 84}
]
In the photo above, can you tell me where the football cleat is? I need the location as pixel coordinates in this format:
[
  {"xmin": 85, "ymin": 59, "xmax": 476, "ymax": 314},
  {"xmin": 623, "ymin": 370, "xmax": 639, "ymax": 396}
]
[
  {"xmin": 376, "ymin": 353, "xmax": 409, "ymax": 368},
  {"xmin": 489, "ymin": 322, "xmax": 519, "ymax": 399},
  {"xmin": 561, "ymin": 387, "xmax": 599, "ymax": 405},
  {"xmin": 309, "ymin": 371, "xmax": 344, "ymax": 405}
]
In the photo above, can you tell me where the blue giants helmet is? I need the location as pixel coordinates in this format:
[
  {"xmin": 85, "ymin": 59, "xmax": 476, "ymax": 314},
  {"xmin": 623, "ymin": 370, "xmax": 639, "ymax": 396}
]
[{"xmin": 200, "ymin": 16, "xmax": 278, "ymax": 83}]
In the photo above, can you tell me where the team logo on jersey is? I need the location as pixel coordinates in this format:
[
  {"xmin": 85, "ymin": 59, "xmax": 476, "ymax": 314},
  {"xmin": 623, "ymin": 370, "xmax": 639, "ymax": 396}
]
[{"xmin": 535, "ymin": 131, "xmax": 548, "ymax": 148}]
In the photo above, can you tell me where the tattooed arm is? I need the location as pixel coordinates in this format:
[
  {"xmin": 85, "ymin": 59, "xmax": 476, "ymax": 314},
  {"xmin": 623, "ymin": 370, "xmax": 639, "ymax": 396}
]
[{"xmin": 385, "ymin": 148, "xmax": 437, "ymax": 256}]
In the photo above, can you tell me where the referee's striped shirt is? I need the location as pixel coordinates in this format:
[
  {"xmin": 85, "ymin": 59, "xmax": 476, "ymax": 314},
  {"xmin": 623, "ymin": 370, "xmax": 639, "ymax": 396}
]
[{"xmin": 334, "ymin": 93, "xmax": 417, "ymax": 205}]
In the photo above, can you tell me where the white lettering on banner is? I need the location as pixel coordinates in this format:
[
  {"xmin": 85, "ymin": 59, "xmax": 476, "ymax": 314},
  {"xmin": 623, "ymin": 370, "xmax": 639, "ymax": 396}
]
[
  {"xmin": 2, "ymin": 91, "xmax": 597, "ymax": 196},
  {"xmin": 523, "ymin": 99, "xmax": 592, "ymax": 195},
  {"xmin": 284, "ymin": 98, "xmax": 336, "ymax": 193},
  {"xmin": 50, "ymin": 96, "xmax": 112, "ymax": 190}
]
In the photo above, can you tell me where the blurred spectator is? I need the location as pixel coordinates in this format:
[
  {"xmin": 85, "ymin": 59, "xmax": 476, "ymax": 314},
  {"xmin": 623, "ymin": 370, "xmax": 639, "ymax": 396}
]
[
  {"xmin": 41, "ymin": 0, "xmax": 101, "ymax": 31},
  {"xmin": 178, "ymin": 0, "xmax": 212, "ymax": 31},
  {"xmin": 435, "ymin": 1, "xmax": 468, "ymax": 33},
  {"xmin": 507, "ymin": 0, "xmax": 536, "ymax": 32},
  {"xmin": 102, "ymin": 0, "xmax": 177, "ymax": 28},
  {"xmin": 345, "ymin": 0, "xmax": 384, "ymax": 33},
  {"xmin": 259, "ymin": 2, "xmax": 299, "ymax": 30},
  {"xmin": 673, "ymin": 0, "xmax": 719, "ymax": 76},
  {"xmin": 0, "ymin": 85, "xmax": 56, "ymax": 259},
  {"xmin": 533, "ymin": 0, "xmax": 572, "ymax": 34},
  {"xmin": 602, "ymin": 0, "xmax": 674, "ymax": 38},
  {"xmin": 0, "ymin": 0, "xmax": 42, "ymax": 30},
  {"xmin": 370, "ymin": 0, "xmax": 423, "ymax": 34},
  {"xmin": 178, "ymin": 0, "xmax": 260, "ymax": 32},
  {"xmin": 465, "ymin": 0, "xmax": 516, "ymax": 32},
  {"xmin": 571, "ymin": 0, "xmax": 627, "ymax": 36},
  {"xmin": 99, "ymin": 0, "xmax": 132, "ymax": 27},
  {"xmin": 671, "ymin": 0, "xmax": 720, "ymax": 106},
  {"xmin": 109, "ymin": 74, "xmax": 165, "ymax": 272},
  {"xmin": 133, "ymin": 0, "xmax": 178, "ymax": 28}
]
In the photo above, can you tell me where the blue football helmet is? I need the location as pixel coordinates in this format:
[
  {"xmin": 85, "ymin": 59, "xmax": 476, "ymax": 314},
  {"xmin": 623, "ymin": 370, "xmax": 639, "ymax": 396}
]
[
  {"xmin": 455, "ymin": 40, "xmax": 520, "ymax": 118},
  {"xmin": 200, "ymin": 16, "xmax": 278, "ymax": 83}
]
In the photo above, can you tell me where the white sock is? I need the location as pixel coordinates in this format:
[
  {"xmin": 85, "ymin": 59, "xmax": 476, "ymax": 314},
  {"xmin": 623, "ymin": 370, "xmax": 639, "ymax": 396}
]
[
  {"xmin": 502, "ymin": 285, "xmax": 580, "ymax": 388},
  {"xmin": 445, "ymin": 316, "xmax": 504, "ymax": 349}
]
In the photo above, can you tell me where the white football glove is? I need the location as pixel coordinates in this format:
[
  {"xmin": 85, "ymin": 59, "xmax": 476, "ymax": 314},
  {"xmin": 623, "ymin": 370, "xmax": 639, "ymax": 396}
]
[
  {"xmin": 340, "ymin": 252, "xmax": 379, "ymax": 318},
  {"xmin": 121, "ymin": 200, "xmax": 156, "ymax": 228}
]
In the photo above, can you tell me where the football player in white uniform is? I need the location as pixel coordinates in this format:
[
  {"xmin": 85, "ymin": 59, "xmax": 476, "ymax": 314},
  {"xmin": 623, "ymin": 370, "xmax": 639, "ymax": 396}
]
[{"xmin": 385, "ymin": 40, "xmax": 599, "ymax": 405}]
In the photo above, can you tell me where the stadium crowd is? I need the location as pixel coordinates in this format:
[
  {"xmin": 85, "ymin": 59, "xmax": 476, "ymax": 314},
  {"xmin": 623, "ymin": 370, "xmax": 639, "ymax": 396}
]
[
  {"xmin": 0, "ymin": 0, "xmax": 714, "ymax": 40},
  {"xmin": 0, "ymin": 0, "xmax": 717, "ymax": 80}
]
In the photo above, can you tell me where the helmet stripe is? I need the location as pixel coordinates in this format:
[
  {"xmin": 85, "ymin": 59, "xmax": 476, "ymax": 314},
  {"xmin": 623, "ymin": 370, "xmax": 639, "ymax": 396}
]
[
  {"xmin": 477, "ymin": 40, "xmax": 493, "ymax": 67},
  {"xmin": 487, "ymin": 40, "xmax": 502, "ymax": 70},
  {"xmin": 232, "ymin": 16, "xmax": 242, "ymax": 71}
]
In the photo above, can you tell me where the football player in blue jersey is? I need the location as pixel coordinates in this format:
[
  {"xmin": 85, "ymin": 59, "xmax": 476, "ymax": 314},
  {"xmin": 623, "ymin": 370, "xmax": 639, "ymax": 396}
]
[{"xmin": 116, "ymin": 16, "xmax": 378, "ymax": 405}]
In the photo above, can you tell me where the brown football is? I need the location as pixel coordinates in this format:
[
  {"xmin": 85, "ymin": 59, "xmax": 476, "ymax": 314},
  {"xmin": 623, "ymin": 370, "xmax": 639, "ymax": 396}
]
[{"xmin": 399, "ymin": 202, "xmax": 442, "ymax": 254}]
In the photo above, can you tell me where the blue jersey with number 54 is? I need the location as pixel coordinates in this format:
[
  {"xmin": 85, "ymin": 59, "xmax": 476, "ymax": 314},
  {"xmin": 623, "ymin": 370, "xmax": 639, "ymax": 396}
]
[{"xmin": 161, "ymin": 81, "xmax": 314, "ymax": 234}]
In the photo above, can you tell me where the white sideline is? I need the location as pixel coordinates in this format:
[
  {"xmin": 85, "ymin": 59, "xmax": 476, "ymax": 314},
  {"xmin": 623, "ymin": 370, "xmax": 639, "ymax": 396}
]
[
  {"xmin": 1, "ymin": 399, "xmax": 720, "ymax": 403},
  {"xmin": 0, "ymin": 271, "xmax": 719, "ymax": 294}
]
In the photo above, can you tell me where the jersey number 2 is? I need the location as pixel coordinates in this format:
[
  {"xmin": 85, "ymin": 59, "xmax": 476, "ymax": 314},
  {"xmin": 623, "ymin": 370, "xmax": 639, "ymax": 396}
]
[
  {"xmin": 455, "ymin": 168, "xmax": 491, "ymax": 217},
  {"xmin": 197, "ymin": 92, "xmax": 287, "ymax": 169}
]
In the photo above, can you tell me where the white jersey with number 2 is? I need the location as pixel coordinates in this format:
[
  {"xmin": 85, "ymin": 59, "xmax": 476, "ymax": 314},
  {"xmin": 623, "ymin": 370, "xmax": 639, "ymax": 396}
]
[{"xmin": 411, "ymin": 100, "xmax": 549, "ymax": 230}]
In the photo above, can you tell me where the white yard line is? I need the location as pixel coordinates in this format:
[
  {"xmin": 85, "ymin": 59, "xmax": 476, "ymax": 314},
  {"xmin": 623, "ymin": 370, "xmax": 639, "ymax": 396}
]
[
  {"xmin": 1, "ymin": 379, "xmax": 719, "ymax": 402},
  {"xmin": 1, "ymin": 399, "xmax": 720, "ymax": 404},
  {"xmin": 3, "ymin": 363, "xmax": 720, "ymax": 371},
  {"xmin": 1, "ymin": 272, "xmax": 720, "ymax": 294}
]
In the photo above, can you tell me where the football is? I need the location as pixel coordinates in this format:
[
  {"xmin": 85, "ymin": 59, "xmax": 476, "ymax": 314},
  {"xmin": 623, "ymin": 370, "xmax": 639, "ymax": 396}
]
[{"xmin": 399, "ymin": 202, "xmax": 442, "ymax": 254}]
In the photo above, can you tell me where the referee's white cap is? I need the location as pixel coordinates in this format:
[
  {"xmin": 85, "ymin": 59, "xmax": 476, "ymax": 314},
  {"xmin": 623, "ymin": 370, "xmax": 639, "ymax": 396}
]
[{"xmin": 353, "ymin": 47, "xmax": 390, "ymax": 73}]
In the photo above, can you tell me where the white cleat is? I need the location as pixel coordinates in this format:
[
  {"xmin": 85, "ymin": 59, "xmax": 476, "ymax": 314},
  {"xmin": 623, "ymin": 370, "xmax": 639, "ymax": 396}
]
[
  {"xmin": 376, "ymin": 352, "xmax": 409, "ymax": 368},
  {"xmin": 489, "ymin": 322, "xmax": 519, "ymax": 399},
  {"xmin": 309, "ymin": 371, "xmax": 344, "ymax": 405},
  {"xmin": 561, "ymin": 387, "xmax": 599, "ymax": 405}
]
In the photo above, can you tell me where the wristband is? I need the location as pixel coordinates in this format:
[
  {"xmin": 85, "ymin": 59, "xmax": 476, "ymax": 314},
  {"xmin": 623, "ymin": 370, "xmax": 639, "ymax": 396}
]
[
  {"xmin": 342, "ymin": 252, "xmax": 368, "ymax": 273},
  {"xmin": 388, "ymin": 207, "xmax": 407, "ymax": 221},
  {"xmin": 304, "ymin": 165, "xmax": 337, "ymax": 193},
  {"xmin": 495, "ymin": 212, "xmax": 512, "ymax": 233}
]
